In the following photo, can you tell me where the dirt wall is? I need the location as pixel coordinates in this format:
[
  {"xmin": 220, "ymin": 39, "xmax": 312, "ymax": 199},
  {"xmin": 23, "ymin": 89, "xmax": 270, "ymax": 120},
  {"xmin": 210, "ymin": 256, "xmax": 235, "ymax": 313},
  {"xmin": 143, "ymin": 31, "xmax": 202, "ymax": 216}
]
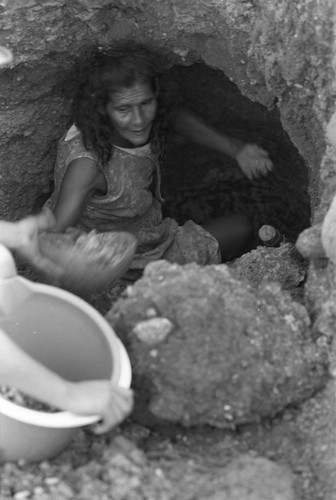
[{"xmin": 0, "ymin": 0, "xmax": 335, "ymax": 218}]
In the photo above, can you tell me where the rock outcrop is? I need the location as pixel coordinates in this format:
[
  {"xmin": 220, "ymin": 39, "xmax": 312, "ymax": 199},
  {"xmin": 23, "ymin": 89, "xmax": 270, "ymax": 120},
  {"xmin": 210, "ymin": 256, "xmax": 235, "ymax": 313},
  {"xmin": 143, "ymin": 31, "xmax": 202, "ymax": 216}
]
[{"xmin": 107, "ymin": 260, "xmax": 328, "ymax": 427}]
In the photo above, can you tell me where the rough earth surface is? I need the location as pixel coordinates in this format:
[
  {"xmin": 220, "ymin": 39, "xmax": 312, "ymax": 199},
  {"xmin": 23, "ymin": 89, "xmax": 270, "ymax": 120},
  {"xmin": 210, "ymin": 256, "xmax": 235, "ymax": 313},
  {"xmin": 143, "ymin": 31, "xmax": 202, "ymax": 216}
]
[
  {"xmin": 1, "ymin": 250, "xmax": 336, "ymax": 500},
  {"xmin": 1, "ymin": 1, "xmax": 336, "ymax": 500},
  {"xmin": 1, "ymin": 343, "xmax": 336, "ymax": 500},
  {"xmin": 229, "ymin": 242, "xmax": 307, "ymax": 294}
]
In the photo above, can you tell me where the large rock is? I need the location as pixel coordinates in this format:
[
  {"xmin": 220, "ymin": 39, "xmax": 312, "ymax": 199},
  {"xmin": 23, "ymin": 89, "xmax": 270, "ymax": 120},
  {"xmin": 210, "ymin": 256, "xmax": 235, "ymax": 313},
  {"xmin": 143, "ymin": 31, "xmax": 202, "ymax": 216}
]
[{"xmin": 107, "ymin": 260, "xmax": 328, "ymax": 428}]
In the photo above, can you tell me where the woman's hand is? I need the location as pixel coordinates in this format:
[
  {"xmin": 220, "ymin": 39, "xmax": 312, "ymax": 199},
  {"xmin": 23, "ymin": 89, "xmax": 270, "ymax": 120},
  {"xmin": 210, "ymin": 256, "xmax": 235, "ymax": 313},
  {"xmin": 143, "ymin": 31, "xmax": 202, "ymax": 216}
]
[
  {"xmin": 65, "ymin": 380, "xmax": 134, "ymax": 434},
  {"xmin": 235, "ymin": 143, "xmax": 273, "ymax": 180},
  {"xmin": 15, "ymin": 212, "xmax": 63, "ymax": 280}
]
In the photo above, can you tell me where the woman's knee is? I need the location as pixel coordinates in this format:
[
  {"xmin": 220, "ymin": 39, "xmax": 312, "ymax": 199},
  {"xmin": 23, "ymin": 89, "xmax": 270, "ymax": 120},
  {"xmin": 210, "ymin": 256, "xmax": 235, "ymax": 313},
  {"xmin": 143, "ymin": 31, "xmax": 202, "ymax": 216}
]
[
  {"xmin": 230, "ymin": 214, "xmax": 254, "ymax": 240},
  {"xmin": 206, "ymin": 213, "xmax": 253, "ymax": 240},
  {"xmin": 204, "ymin": 214, "xmax": 254, "ymax": 261}
]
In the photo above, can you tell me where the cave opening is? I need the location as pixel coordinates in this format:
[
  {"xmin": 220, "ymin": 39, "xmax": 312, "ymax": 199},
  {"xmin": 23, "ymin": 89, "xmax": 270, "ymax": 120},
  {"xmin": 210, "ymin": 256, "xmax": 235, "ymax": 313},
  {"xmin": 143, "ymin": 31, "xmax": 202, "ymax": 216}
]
[
  {"xmin": 0, "ymin": 50, "xmax": 312, "ymax": 254},
  {"xmin": 160, "ymin": 62, "xmax": 311, "ymax": 247}
]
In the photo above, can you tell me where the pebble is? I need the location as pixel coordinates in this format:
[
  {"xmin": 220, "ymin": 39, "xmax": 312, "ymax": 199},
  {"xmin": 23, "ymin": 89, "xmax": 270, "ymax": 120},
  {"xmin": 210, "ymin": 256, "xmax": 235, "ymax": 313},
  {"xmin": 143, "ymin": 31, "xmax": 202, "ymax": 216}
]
[
  {"xmin": 39, "ymin": 461, "xmax": 51, "ymax": 470},
  {"xmin": 33, "ymin": 486, "xmax": 45, "ymax": 496},
  {"xmin": 155, "ymin": 468, "xmax": 164, "ymax": 478},
  {"xmin": 14, "ymin": 491, "xmax": 30, "ymax": 500},
  {"xmin": 146, "ymin": 307, "xmax": 158, "ymax": 318},
  {"xmin": 44, "ymin": 477, "xmax": 60, "ymax": 486}
]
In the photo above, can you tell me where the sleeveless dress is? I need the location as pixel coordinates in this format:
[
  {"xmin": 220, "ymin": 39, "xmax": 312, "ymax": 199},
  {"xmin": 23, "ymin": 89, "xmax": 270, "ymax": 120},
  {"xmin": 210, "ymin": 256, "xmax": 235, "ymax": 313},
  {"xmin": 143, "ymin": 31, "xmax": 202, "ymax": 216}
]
[{"xmin": 44, "ymin": 125, "xmax": 221, "ymax": 270}]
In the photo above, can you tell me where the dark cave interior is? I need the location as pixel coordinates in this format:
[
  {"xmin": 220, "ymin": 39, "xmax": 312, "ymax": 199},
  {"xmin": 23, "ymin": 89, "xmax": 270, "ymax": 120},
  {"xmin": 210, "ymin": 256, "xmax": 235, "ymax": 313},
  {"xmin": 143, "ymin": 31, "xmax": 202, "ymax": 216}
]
[{"xmin": 161, "ymin": 62, "xmax": 311, "ymax": 246}]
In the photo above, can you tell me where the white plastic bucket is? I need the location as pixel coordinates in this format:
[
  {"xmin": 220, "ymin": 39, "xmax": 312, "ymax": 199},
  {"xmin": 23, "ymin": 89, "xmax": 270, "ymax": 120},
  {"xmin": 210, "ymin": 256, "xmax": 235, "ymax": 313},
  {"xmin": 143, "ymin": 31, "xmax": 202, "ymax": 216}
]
[{"xmin": 0, "ymin": 277, "xmax": 131, "ymax": 463}]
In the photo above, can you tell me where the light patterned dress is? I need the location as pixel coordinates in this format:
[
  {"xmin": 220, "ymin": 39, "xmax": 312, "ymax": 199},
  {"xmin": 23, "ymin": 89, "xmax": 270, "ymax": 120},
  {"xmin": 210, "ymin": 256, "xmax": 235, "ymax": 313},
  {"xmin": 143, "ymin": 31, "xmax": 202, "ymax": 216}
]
[{"xmin": 45, "ymin": 125, "xmax": 220, "ymax": 270}]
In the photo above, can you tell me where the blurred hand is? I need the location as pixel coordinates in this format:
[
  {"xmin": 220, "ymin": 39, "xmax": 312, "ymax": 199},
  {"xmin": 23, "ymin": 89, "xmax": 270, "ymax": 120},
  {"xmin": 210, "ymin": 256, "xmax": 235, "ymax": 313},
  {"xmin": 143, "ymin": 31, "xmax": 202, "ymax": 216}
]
[
  {"xmin": 15, "ymin": 212, "xmax": 64, "ymax": 280},
  {"xmin": 66, "ymin": 380, "xmax": 134, "ymax": 434},
  {"xmin": 64, "ymin": 226, "xmax": 85, "ymax": 240},
  {"xmin": 235, "ymin": 143, "xmax": 273, "ymax": 180}
]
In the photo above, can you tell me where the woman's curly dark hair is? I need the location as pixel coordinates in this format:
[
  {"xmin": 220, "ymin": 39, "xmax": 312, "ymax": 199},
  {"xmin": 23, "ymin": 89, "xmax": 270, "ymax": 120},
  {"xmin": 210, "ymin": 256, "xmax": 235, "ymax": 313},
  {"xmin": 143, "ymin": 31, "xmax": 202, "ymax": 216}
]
[{"xmin": 72, "ymin": 41, "xmax": 172, "ymax": 167}]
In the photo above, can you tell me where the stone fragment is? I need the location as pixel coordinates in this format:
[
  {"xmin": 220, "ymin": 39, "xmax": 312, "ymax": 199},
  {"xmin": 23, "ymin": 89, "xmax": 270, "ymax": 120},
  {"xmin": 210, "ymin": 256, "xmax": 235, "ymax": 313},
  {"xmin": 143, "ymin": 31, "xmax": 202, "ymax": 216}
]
[
  {"xmin": 132, "ymin": 317, "xmax": 174, "ymax": 345},
  {"xmin": 321, "ymin": 193, "xmax": 336, "ymax": 265},
  {"xmin": 326, "ymin": 109, "xmax": 336, "ymax": 149},
  {"xmin": 296, "ymin": 224, "xmax": 326, "ymax": 259},
  {"xmin": 14, "ymin": 491, "xmax": 30, "ymax": 500},
  {"xmin": 229, "ymin": 243, "xmax": 307, "ymax": 291}
]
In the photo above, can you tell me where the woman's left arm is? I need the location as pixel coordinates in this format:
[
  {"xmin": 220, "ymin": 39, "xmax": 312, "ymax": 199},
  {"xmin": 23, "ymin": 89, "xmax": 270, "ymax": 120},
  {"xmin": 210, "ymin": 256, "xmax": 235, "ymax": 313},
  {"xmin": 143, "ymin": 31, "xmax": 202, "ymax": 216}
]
[{"xmin": 172, "ymin": 107, "xmax": 273, "ymax": 180}]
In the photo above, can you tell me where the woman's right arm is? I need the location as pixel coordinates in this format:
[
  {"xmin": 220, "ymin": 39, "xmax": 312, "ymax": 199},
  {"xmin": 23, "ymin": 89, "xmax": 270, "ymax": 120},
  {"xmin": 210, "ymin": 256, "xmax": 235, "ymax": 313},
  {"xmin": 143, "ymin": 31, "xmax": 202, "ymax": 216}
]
[{"xmin": 52, "ymin": 158, "xmax": 105, "ymax": 232}]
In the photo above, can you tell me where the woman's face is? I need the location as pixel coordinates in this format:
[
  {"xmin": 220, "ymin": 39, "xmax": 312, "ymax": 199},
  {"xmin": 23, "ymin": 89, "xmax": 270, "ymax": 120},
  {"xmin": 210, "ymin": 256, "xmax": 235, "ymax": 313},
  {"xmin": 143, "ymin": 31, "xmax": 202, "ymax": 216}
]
[{"xmin": 106, "ymin": 81, "xmax": 158, "ymax": 148}]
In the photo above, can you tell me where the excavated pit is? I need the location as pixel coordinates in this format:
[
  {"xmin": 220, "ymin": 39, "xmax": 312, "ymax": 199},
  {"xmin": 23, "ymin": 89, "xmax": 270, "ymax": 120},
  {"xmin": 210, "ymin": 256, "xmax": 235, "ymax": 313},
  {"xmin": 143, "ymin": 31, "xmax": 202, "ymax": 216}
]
[{"xmin": 161, "ymin": 62, "xmax": 311, "ymax": 244}]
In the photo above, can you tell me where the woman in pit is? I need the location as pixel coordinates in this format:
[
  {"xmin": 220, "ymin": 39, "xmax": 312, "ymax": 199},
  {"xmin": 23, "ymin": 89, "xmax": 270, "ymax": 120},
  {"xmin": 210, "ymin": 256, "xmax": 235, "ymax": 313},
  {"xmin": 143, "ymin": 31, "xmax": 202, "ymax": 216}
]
[{"xmin": 44, "ymin": 42, "xmax": 273, "ymax": 271}]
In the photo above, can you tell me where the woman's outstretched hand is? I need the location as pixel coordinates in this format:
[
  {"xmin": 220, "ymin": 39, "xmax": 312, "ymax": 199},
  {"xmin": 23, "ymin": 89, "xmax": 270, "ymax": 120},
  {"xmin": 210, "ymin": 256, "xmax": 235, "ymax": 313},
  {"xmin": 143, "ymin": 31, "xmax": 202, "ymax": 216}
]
[{"xmin": 235, "ymin": 143, "xmax": 273, "ymax": 180}]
